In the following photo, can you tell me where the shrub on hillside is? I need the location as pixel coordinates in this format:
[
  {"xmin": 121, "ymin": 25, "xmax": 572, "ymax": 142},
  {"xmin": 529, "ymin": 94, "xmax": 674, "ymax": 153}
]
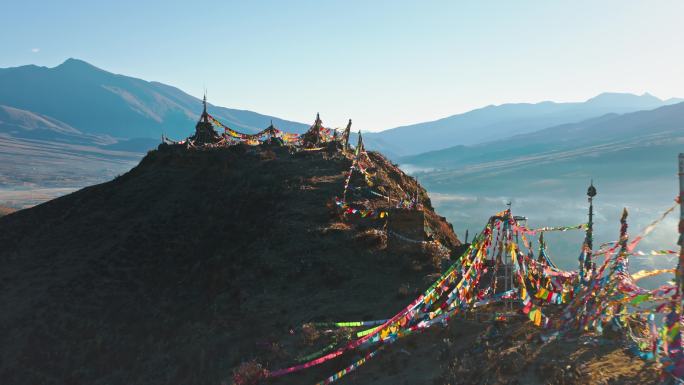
[{"xmin": 231, "ymin": 360, "xmax": 266, "ymax": 385}]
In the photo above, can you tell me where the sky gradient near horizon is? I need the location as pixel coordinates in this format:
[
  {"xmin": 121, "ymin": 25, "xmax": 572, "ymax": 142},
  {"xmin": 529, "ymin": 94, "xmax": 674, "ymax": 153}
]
[{"xmin": 2, "ymin": 0, "xmax": 683, "ymax": 131}]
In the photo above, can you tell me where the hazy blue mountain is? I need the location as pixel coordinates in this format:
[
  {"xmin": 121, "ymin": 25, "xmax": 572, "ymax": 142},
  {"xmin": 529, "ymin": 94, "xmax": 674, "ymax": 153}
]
[
  {"xmin": 362, "ymin": 92, "xmax": 681, "ymax": 157},
  {"xmin": 404, "ymin": 101, "xmax": 684, "ymax": 171},
  {"xmin": 0, "ymin": 58, "xmax": 315, "ymax": 197},
  {"xmin": 0, "ymin": 104, "xmax": 115, "ymax": 145},
  {"xmin": 0, "ymin": 58, "xmax": 309, "ymax": 142},
  {"xmin": 1, "ymin": 104, "xmax": 79, "ymax": 137},
  {"xmin": 402, "ymin": 101, "xmax": 684, "ymax": 190}
]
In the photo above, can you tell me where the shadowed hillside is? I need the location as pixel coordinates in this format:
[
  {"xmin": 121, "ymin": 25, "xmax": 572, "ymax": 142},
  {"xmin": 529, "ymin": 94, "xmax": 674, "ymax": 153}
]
[
  {"xmin": 0, "ymin": 143, "xmax": 459, "ymax": 385},
  {"xmin": 0, "ymin": 141, "xmax": 664, "ymax": 385}
]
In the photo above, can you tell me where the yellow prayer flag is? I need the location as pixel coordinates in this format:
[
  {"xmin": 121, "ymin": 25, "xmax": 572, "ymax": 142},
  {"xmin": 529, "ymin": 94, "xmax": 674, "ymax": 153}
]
[{"xmin": 534, "ymin": 311, "xmax": 542, "ymax": 326}]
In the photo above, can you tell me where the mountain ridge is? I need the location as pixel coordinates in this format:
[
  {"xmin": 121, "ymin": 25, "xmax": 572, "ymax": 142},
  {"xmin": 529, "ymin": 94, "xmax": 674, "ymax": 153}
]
[
  {"xmin": 401, "ymin": 101, "xmax": 684, "ymax": 171},
  {"xmin": 0, "ymin": 104, "xmax": 116, "ymax": 145},
  {"xmin": 362, "ymin": 92, "xmax": 681, "ymax": 157},
  {"xmin": 0, "ymin": 58, "xmax": 310, "ymax": 141}
]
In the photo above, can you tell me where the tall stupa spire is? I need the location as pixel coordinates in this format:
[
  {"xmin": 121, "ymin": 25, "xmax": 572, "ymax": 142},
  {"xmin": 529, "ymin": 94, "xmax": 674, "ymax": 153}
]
[
  {"xmin": 201, "ymin": 90, "xmax": 208, "ymax": 123},
  {"xmin": 302, "ymin": 113, "xmax": 324, "ymax": 147},
  {"xmin": 189, "ymin": 90, "xmax": 220, "ymax": 144}
]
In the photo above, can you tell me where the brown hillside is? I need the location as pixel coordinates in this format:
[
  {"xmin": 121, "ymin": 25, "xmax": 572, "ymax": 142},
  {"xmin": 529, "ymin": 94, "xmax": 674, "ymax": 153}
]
[
  {"xmin": 0, "ymin": 143, "xmax": 460, "ymax": 385},
  {"xmin": 0, "ymin": 205, "xmax": 16, "ymax": 216}
]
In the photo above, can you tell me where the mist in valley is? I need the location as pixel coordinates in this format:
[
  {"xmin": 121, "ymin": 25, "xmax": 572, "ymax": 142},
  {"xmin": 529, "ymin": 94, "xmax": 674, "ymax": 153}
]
[{"xmin": 418, "ymin": 173, "xmax": 680, "ymax": 290}]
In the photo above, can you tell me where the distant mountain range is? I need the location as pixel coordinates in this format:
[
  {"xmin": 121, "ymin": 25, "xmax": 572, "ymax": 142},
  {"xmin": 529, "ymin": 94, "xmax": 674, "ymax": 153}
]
[
  {"xmin": 403, "ymin": 101, "xmax": 684, "ymax": 194},
  {"xmin": 361, "ymin": 92, "xmax": 683, "ymax": 157},
  {"xmin": 0, "ymin": 58, "xmax": 309, "ymax": 149},
  {"xmin": 2, "ymin": 57, "xmax": 682, "ymax": 205},
  {"xmin": 2, "ymin": 58, "xmax": 681, "ymax": 157},
  {"xmin": 0, "ymin": 104, "xmax": 114, "ymax": 145},
  {"xmin": 0, "ymin": 59, "xmax": 313, "ymax": 192}
]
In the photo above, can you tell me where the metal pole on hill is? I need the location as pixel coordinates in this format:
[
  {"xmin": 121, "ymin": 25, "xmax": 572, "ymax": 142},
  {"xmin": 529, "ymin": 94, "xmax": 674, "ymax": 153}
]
[
  {"xmin": 678, "ymin": 154, "xmax": 684, "ymax": 309},
  {"xmin": 584, "ymin": 181, "xmax": 597, "ymax": 280},
  {"xmin": 386, "ymin": 191, "xmax": 391, "ymax": 243}
]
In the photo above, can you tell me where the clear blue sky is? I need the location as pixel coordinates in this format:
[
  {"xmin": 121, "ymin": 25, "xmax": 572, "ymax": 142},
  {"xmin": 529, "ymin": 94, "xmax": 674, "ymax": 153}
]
[{"xmin": 1, "ymin": 0, "xmax": 683, "ymax": 131}]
